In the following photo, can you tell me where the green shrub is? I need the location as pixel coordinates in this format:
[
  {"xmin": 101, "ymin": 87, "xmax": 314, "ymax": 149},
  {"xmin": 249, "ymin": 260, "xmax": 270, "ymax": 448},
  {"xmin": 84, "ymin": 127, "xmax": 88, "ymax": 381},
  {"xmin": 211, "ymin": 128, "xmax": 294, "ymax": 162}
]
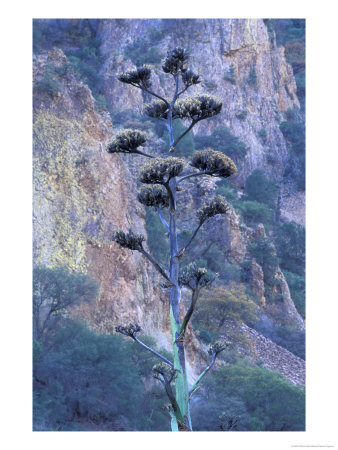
[
  {"xmin": 194, "ymin": 326, "xmax": 219, "ymax": 344},
  {"xmin": 283, "ymin": 270, "xmax": 305, "ymax": 318},
  {"xmin": 254, "ymin": 317, "xmax": 305, "ymax": 359},
  {"xmin": 247, "ymin": 67, "xmax": 257, "ymax": 86},
  {"xmin": 295, "ymin": 70, "xmax": 305, "ymax": 107},
  {"xmin": 258, "ymin": 128, "xmax": 267, "ymax": 140},
  {"xmin": 236, "ymin": 200, "xmax": 273, "ymax": 227},
  {"xmin": 124, "ymin": 37, "xmax": 162, "ymax": 66},
  {"xmin": 194, "ymin": 125, "xmax": 247, "ymax": 164},
  {"xmin": 235, "ymin": 110, "xmax": 247, "ymax": 120},
  {"xmin": 244, "ymin": 169, "xmax": 278, "ymax": 208},
  {"xmin": 33, "ymin": 266, "xmax": 98, "ymax": 340},
  {"xmin": 194, "ymin": 284, "xmax": 259, "ymax": 329},
  {"xmin": 34, "ymin": 65, "xmax": 62, "ymax": 97},
  {"xmin": 274, "ymin": 221, "xmax": 305, "ymax": 275},
  {"xmin": 33, "ymin": 320, "xmax": 170, "ymax": 431},
  {"xmin": 191, "ymin": 361, "xmax": 305, "ymax": 431},
  {"xmin": 248, "ymin": 236, "xmax": 279, "ymax": 289}
]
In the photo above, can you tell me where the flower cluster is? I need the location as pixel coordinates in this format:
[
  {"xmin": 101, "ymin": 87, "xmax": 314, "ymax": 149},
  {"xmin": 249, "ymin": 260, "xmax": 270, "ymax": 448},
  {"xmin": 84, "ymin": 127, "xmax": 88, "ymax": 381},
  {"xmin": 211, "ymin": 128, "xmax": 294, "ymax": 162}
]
[
  {"xmin": 174, "ymin": 95, "xmax": 222, "ymax": 121},
  {"xmin": 152, "ymin": 362, "xmax": 177, "ymax": 382},
  {"xmin": 144, "ymin": 99, "xmax": 170, "ymax": 119},
  {"xmin": 190, "ymin": 149, "xmax": 237, "ymax": 178},
  {"xmin": 138, "ymin": 157, "xmax": 185, "ymax": 185},
  {"xmin": 117, "ymin": 65, "xmax": 152, "ymax": 88},
  {"xmin": 107, "ymin": 129, "xmax": 147, "ymax": 154},
  {"xmin": 182, "ymin": 69, "xmax": 201, "ymax": 88},
  {"xmin": 208, "ymin": 341, "xmax": 230, "ymax": 356},
  {"xmin": 179, "ymin": 263, "xmax": 214, "ymax": 289},
  {"xmin": 115, "ymin": 323, "xmax": 141, "ymax": 338},
  {"xmin": 162, "ymin": 47, "xmax": 189, "ymax": 75},
  {"xmin": 144, "ymin": 95, "xmax": 221, "ymax": 123},
  {"xmin": 112, "ymin": 230, "xmax": 145, "ymax": 251},
  {"xmin": 137, "ymin": 185, "xmax": 169, "ymax": 208},
  {"xmin": 196, "ymin": 195, "xmax": 230, "ymax": 224}
]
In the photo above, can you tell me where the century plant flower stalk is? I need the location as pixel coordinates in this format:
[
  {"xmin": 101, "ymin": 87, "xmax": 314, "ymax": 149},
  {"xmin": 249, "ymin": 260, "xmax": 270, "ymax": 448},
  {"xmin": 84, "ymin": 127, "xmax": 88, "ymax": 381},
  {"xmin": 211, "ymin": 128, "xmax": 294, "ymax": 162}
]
[{"xmin": 108, "ymin": 47, "xmax": 237, "ymax": 431}]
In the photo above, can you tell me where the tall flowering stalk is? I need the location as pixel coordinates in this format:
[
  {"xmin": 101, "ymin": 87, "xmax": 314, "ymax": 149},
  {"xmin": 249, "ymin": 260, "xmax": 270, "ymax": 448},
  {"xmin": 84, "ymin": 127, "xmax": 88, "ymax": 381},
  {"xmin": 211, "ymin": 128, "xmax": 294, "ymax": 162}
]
[{"xmin": 108, "ymin": 48, "xmax": 237, "ymax": 431}]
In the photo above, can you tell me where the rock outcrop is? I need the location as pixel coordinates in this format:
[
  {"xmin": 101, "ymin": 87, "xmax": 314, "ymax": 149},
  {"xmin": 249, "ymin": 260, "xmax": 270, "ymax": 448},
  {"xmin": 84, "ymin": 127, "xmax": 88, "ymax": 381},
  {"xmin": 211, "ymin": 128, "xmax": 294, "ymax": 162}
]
[{"xmin": 220, "ymin": 320, "xmax": 305, "ymax": 386}]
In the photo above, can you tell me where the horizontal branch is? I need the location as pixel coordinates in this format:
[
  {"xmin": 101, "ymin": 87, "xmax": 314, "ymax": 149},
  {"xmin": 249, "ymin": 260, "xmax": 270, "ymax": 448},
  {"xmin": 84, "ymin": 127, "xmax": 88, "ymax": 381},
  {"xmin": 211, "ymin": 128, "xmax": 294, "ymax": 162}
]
[
  {"xmin": 134, "ymin": 149, "xmax": 155, "ymax": 158},
  {"xmin": 177, "ymin": 170, "xmax": 214, "ymax": 184},
  {"xmin": 139, "ymin": 248, "xmax": 171, "ymax": 283},
  {"xmin": 134, "ymin": 335, "xmax": 174, "ymax": 368}
]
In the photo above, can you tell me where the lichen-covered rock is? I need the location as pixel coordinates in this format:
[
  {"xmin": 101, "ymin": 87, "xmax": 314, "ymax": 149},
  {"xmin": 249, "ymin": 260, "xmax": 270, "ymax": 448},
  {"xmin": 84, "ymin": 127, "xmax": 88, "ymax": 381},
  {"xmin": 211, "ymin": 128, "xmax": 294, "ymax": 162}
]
[{"xmin": 33, "ymin": 49, "xmax": 172, "ymax": 346}]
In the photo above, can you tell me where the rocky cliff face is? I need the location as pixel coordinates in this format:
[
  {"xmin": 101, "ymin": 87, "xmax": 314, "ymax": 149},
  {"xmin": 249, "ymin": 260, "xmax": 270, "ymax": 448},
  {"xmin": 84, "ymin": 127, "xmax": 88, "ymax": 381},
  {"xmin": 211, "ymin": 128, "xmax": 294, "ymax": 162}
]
[
  {"xmin": 99, "ymin": 19, "xmax": 298, "ymax": 184},
  {"xmin": 33, "ymin": 49, "xmax": 172, "ymax": 348},
  {"xmin": 33, "ymin": 19, "xmax": 305, "ymax": 384}
]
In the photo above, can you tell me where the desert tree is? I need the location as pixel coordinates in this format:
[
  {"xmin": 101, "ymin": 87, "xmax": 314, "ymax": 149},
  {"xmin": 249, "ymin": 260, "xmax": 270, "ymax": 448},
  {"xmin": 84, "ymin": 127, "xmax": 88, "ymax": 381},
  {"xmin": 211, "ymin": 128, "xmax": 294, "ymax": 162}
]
[
  {"xmin": 33, "ymin": 266, "xmax": 98, "ymax": 342},
  {"xmin": 107, "ymin": 48, "xmax": 237, "ymax": 431}
]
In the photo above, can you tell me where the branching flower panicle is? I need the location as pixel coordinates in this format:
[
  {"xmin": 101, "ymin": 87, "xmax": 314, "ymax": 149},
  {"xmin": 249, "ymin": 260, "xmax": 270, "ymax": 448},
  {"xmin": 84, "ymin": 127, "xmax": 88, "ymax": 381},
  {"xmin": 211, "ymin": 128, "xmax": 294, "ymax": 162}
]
[
  {"xmin": 107, "ymin": 129, "xmax": 147, "ymax": 154},
  {"xmin": 197, "ymin": 195, "xmax": 230, "ymax": 224},
  {"xmin": 179, "ymin": 263, "xmax": 215, "ymax": 289},
  {"xmin": 139, "ymin": 157, "xmax": 185, "ymax": 185},
  {"xmin": 117, "ymin": 65, "xmax": 152, "ymax": 88},
  {"xmin": 137, "ymin": 185, "xmax": 169, "ymax": 208},
  {"xmin": 162, "ymin": 47, "xmax": 189, "ymax": 75},
  {"xmin": 208, "ymin": 341, "xmax": 230, "ymax": 356},
  {"xmin": 182, "ymin": 69, "xmax": 201, "ymax": 88},
  {"xmin": 191, "ymin": 149, "xmax": 237, "ymax": 178},
  {"xmin": 144, "ymin": 99, "xmax": 170, "ymax": 119},
  {"xmin": 174, "ymin": 95, "xmax": 222, "ymax": 121},
  {"xmin": 115, "ymin": 323, "xmax": 141, "ymax": 338},
  {"xmin": 153, "ymin": 362, "xmax": 178, "ymax": 383},
  {"xmin": 112, "ymin": 230, "xmax": 145, "ymax": 251}
]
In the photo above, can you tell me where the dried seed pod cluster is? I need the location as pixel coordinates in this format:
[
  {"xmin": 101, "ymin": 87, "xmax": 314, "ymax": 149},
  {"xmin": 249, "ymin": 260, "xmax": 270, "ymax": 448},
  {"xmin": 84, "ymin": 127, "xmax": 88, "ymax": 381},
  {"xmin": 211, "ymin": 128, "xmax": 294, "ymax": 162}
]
[
  {"xmin": 179, "ymin": 263, "xmax": 213, "ymax": 288},
  {"xmin": 191, "ymin": 149, "xmax": 237, "ymax": 178},
  {"xmin": 112, "ymin": 230, "xmax": 145, "ymax": 251},
  {"xmin": 152, "ymin": 362, "xmax": 177, "ymax": 382},
  {"xmin": 139, "ymin": 157, "xmax": 185, "ymax": 185},
  {"xmin": 144, "ymin": 95, "xmax": 221, "ymax": 122},
  {"xmin": 182, "ymin": 69, "xmax": 201, "ymax": 88},
  {"xmin": 174, "ymin": 95, "xmax": 222, "ymax": 121},
  {"xmin": 117, "ymin": 65, "xmax": 152, "ymax": 88},
  {"xmin": 208, "ymin": 341, "xmax": 229, "ymax": 356},
  {"xmin": 162, "ymin": 47, "xmax": 189, "ymax": 75},
  {"xmin": 137, "ymin": 185, "xmax": 169, "ymax": 208},
  {"xmin": 107, "ymin": 129, "xmax": 147, "ymax": 154},
  {"xmin": 196, "ymin": 195, "xmax": 230, "ymax": 224},
  {"xmin": 115, "ymin": 323, "xmax": 141, "ymax": 338},
  {"xmin": 144, "ymin": 99, "xmax": 170, "ymax": 119}
]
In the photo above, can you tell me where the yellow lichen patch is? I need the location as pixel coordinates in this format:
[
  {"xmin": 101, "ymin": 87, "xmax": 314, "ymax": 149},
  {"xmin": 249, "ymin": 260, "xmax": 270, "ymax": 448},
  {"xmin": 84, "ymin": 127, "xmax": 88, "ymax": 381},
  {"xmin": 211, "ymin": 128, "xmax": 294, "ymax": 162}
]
[{"xmin": 33, "ymin": 111, "xmax": 105, "ymax": 272}]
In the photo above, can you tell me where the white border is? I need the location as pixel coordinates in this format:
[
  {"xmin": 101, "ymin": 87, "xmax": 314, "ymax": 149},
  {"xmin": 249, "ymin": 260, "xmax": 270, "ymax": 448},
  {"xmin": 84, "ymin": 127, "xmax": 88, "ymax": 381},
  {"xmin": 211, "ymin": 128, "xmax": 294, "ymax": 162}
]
[{"xmin": 2, "ymin": 1, "xmax": 337, "ymax": 449}]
